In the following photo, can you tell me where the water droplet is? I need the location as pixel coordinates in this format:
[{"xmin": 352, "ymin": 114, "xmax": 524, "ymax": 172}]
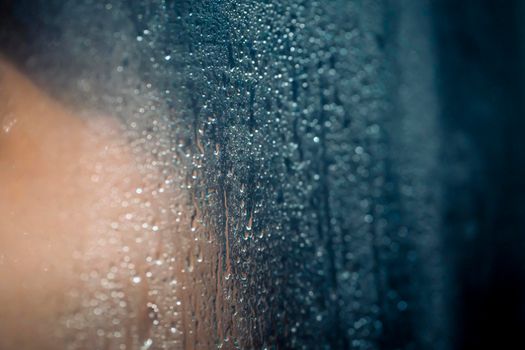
[{"xmin": 141, "ymin": 338, "xmax": 153, "ymax": 350}]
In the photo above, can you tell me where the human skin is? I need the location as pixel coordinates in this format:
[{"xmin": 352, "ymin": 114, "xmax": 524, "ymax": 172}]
[{"xmin": 0, "ymin": 58, "xmax": 158, "ymax": 349}]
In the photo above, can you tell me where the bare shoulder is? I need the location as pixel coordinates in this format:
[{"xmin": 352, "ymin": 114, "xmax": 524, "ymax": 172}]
[{"xmin": 0, "ymin": 61, "xmax": 152, "ymax": 348}]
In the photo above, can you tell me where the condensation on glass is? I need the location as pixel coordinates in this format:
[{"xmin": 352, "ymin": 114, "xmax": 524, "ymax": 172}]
[{"xmin": 7, "ymin": 1, "xmax": 448, "ymax": 349}]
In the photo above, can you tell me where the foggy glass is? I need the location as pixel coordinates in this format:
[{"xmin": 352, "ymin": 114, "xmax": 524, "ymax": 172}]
[
  {"xmin": 1, "ymin": 1, "xmax": 446, "ymax": 349},
  {"xmin": 3, "ymin": 0, "xmax": 525, "ymax": 349}
]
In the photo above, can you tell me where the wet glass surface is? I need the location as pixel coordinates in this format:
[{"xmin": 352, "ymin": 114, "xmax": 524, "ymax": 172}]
[
  {"xmin": 1, "ymin": 1, "xmax": 525, "ymax": 349},
  {"xmin": 0, "ymin": 1, "xmax": 447, "ymax": 349}
]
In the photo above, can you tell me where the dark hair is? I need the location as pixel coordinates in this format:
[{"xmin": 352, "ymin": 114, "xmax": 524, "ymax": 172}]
[
  {"xmin": 0, "ymin": 1, "xmax": 145, "ymax": 111},
  {"xmin": 1, "ymin": 1, "xmax": 63, "ymax": 68}
]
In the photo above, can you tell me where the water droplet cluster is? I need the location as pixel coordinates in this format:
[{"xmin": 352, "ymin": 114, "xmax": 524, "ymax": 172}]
[{"xmin": 19, "ymin": 0, "xmax": 447, "ymax": 349}]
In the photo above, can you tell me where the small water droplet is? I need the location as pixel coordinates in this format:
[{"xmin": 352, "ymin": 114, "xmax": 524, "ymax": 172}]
[
  {"xmin": 2, "ymin": 117, "xmax": 17, "ymax": 134},
  {"xmin": 141, "ymin": 338, "xmax": 153, "ymax": 350}
]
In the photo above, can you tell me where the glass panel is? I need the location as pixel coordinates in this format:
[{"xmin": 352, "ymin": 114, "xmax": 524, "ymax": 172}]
[{"xmin": 1, "ymin": 1, "xmax": 524, "ymax": 349}]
